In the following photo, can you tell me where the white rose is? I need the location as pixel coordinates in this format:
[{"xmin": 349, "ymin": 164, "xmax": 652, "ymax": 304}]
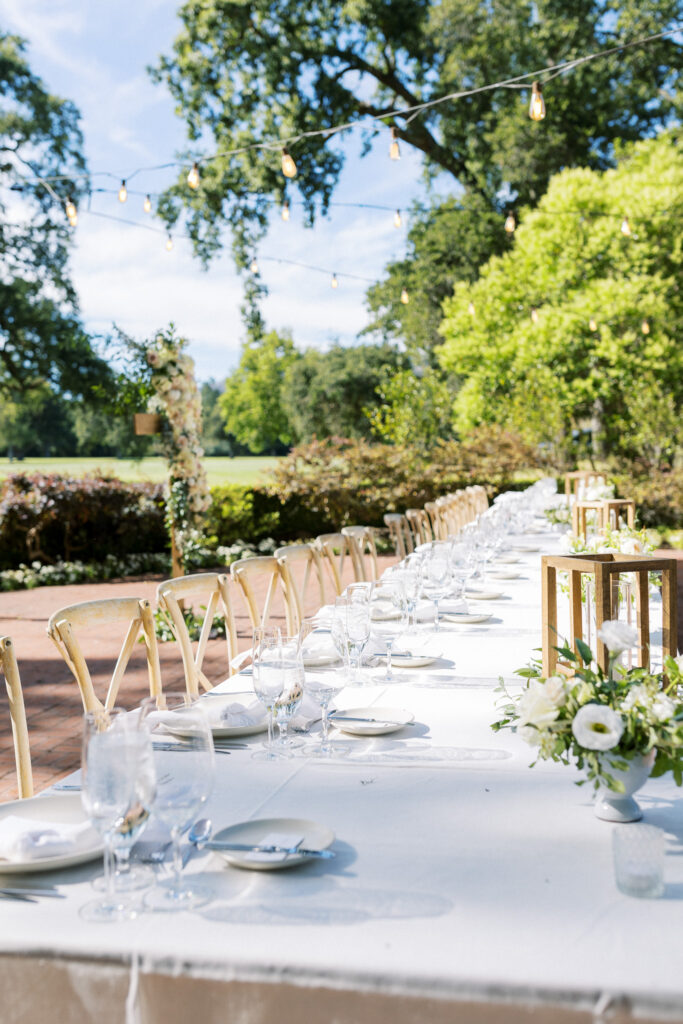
[
  {"xmin": 544, "ymin": 675, "xmax": 568, "ymax": 707},
  {"xmin": 619, "ymin": 537, "xmax": 642, "ymax": 556},
  {"xmin": 621, "ymin": 684, "xmax": 648, "ymax": 711},
  {"xmin": 517, "ymin": 680, "xmax": 561, "ymax": 729},
  {"xmin": 518, "ymin": 725, "xmax": 542, "ymax": 747},
  {"xmin": 571, "ymin": 704, "xmax": 624, "ymax": 751},
  {"xmin": 652, "ymin": 694, "xmax": 676, "ymax": 722},
  {"xmin": 598, "ymin": 620, "xmax": 639, "ymax": 654}
]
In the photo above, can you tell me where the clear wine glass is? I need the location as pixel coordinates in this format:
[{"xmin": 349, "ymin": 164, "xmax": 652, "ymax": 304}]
[
  {"xmin": 142, "ymin": 693, "xmax": 214, "ymax": 912},
  {"xmin": 344, "ymin": 584, "xmax": 372, "ymax": 684},
  {"xmin": 303, "ymin": 664, "xmax": 346, "ymax": 757},
  {"xmin": 423, "ymin": 544, "xmax": 450, "ymax": 631},
  {"xmin": 252, "ymin": 627, "xmax": 283, "ymax": 760},
  {"xmin": 272, "ymin": 636, "xmax": 305, "ymax": 756},
  {"xmin": 370, "ymin": 578, "xmax": 408, "ymax": 682},
  {"xmin": 80, "ymin": 707, "xmax": 156, "ymax": 922}
]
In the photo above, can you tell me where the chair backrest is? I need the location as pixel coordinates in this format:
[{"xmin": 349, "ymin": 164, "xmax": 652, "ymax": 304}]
[
  {"xmin": 383, "ymin": 514, "xmax": 414, "ymax": 560},
  {"xmin": 275, "ymin": 544, "xmax": 326, "ymax": 633},
  {"xmin": 315, "ymin": 533, "xmax": 353, "ymax": 596},
  {"xmin": 0, "ymin": 637, "xmax": 33, "ymax": 799},
  {"xmin": 424, "ymin": 501, "xmax": 449, "ymax": 541},
  {"xmin": 230, "ymin": 556, "xmax": 283, "ymax": 632},
  {"xmin": 405, "ymin": 509, "xmax": 433, "ymax": 547},
  {"xmin": 47, "ymin": 598, "xmax": 162, "ymax": 713},
  {"xmin": 341, "ymin": 526, "xmax": 379, "ymax": 582},
  {"xmin": 157, "ymin": 572, "xmax": 239, "ymax": 697}
]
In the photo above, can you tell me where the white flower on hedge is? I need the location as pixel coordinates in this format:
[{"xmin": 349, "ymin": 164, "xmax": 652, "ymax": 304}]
[
  {"xmin": 598, "ymin": 619, "xmax": 639, "ymax": 654},
  {"xmin": 517, "ymin": 680, "xmax": 561, "ymax": 729},
  {"xmin": 571, "ymin": 704, "xmax": 624, "ymax": 751}
]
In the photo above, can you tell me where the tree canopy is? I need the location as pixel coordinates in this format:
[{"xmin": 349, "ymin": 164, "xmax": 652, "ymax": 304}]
[
  {"xmin": 438, "ymin": 131, "xmax": 683, "ymax": 468},
  {"xmin": 0, "ymin": 32, "xmax": 109, "ymax": 398},
  {"xmin": 153, "ymin": 0, "xmax": 682, "ymax": 264}
]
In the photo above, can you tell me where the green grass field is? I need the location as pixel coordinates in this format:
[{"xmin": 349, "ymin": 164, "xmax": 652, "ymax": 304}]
[{"xmin": 0, "ymin": 457, "xmax": 281, "ymax": 488}]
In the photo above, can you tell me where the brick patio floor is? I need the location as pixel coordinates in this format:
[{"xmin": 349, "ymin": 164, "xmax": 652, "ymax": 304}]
[
  {"xmin": 0, "ymin": 550, "xmax": 681, "ymax": 802},
  {"xmin": 0, "ymin": 556, "xmax": 397, "ymax": 801}
]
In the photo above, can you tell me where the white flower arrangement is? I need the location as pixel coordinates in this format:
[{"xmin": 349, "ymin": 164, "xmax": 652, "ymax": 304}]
[{"xmin": 493, "ymin": 622, "xmax": 683, "ymax": 791}]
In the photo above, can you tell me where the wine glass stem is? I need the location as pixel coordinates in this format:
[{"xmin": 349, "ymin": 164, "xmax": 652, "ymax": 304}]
[
  {"xmin": 104, "ymin": 835, "xmax": 115, "ymax": 906},
  {"xmin": 433, "ymin": 599, "xmax": 440, "ymax": 631},
  {"xmin": 320, "ymin": 702, "xmax": 330, "ymax": 751},
  {"xmin": 386, "ymin": 639, "xmax": 394, "ymax": 682},
  {"xmin": 170, "ymin": 828, "xmax": 183, "ymax": 896},
  {"xmin": 266, "ymin": 706, "xmax": 275, "ymax": 749},
  {"xmin": 113, "ymin": 845, "xmax": 131, "ymax": 884}
]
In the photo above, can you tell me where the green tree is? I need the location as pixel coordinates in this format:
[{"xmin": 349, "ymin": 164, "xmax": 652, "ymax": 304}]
[
  {"xmin": 368, "ymin": 366, "xmax": 454, "ymax": 449},
  {"xmin": 219, "ymin": 331, "xmax": 299, "ymax": 452},
  {"xmin": 200, "ymin": 379, "xmax": 250, "ymax": 455},
  {"xmin": 0, "ymin": 383, "xmax": 76, "ymax": 457},
  {"xmin": 282, "ymin": 342, "xmax": 407, "ymax": 443},
  {"xmin": 152, "ymin": 0, "xmax": 681, "ymax": 263},
  {"xmin": 0, "ymin": 33, "xmax": 109, "ymax": 398},
  {"xmin": 438, "ymin": 132, "xmax": 683, "ymax": 467}
]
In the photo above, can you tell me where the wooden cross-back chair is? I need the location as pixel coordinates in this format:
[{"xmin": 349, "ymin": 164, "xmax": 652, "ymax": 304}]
[
  {"xmin": 405, "ymin": 509, "xmax": 433, "ymax": 547},
  {"xmin": 157, "ymin": 573, "xmax": 239, "ymax": 698},
  {"xmin": 230, "ymin": 555, "xmax": 284, "ymax": 633},
  {"xmin": 315, "ymin": 533, "xmax": 354, "ymax": 597},
  {"xmin": 47, "ymin": 598, "xmax": 162, "ymax": 713},
  {"xmin": 467, "ymin": 485, "xmax": 489, "ymax": 517},
  {"xmin": 341, "ymin": 525, "xmax": 379, "ymax": 583},
  {"xmin": 275, "ymin": 544, "xmax": 326, "ymax": 633},
  {"xmin": 1, "ymin": 636, "xmax": 33, "ymax": 799},
  {"xmin": 383, "ymin": 514, "xmax": 414, "ymax": 560},
  {"xmin": 424, "ymin": 501, "xmax": 448, "ymax": 541}
]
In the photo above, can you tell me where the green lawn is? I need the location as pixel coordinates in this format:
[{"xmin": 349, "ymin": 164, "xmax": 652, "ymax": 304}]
[{"xmin": 0, "ymin": 457, "xmax": 281, "ymax": 488}]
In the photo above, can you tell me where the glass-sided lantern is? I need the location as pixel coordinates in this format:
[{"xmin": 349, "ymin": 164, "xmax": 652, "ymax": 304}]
[{"xmin": 541, "ymin": 553, "xmax": 678, "ymax": 676}]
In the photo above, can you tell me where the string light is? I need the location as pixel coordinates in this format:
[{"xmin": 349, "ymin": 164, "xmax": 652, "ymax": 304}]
[
  {"xmin": 400, "ymin": 287, "xmax": 410, "ymax": 305},
  {"xmin": 620, "ymin": 216, "xmax": 632, "ymax": 236},
  {"xmin": 529, "ymin": 82, "xmax": 545, "ymax": 121},
  {"xmin": 281, "ymin": 200, "xmax": 290, "ymax": 222},
  {"xmin": 281, "ymin": 148, "xmax": 297, "ymax": 179},
  {"xmin": 530, "ymin": 307, "xmax": 539, "ymax": 323},
  {"xmin": 389, "ymin": 127, "xmax": 400, "ymax": 161},
  {"xmin": 394, "ymin": 209, "xmax": 402, "ymax": 228},
  {"xmin": 589, "ymin": 317, "xmax": 598, "ymax": 331},
  {"xmin": 165, "ymin": 234, "xmax": 173, "ymax": 251},
  {"xmin": 250, "ymin": 256, "xmax": 259, "ymax": 273},
  {"xmin": 143, "ymin": 194, "xmax": 152, "ymax": 214},
  {"xmin": 505, "ymin": 213, "xmax": 516, "ymax": 234},
  {"xmin": 331, "ymin": 273, "xmax": 339, "ymax": 289},
  {"xmin": 641, "ymin": 319, "xmax": 650, "ymax": 335},
  {"xmin": 187, "ymin": 162, "xmax": 200, "ymax": 190},
  {"xmin": 468, "ymin": 301, "xmax": 476, "ymax": 317},
  {"xmin": 118, "ymin": 180, "xmax": 127, "ymax": 203}
]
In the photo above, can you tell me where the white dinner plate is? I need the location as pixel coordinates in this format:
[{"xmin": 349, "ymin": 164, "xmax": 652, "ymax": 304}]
[
  {"xmin": 442, "ymin": 611, "xmax": 492, "ymax": 624},
  {"xmin": 210, "ymin": 720, "xmax": 269, "ymax": 739},
  {"xmin": 464, "ymin": 589, "xmax": 504, "ymax": 601},
  {"xmin": 494, "ymin": 555, "xmax": 520, "ymax": 564},
  {"xmin": 488, "ymin": 570, "xmax": 522, "ymax": 580},
  {"xmin": 330, "ymin": 707, "xmax": 415, "ymax": 736},
  {"xmin": 211, "ymin": 817, "xmax": 335, "ymax": 871},
  {"xmin": 377, "ymin": 650, "xmax": 442, "ymax": 668},
  {"xmin": 511, "ymin": 544, "xmax": 540, "ymax": 553},
  {"xmin": 0, "ymin": 794, "xmax": 103, "ymax": 875},
  {"xmin": 371, "ymin": 606, "xmax": 402, "ymax": 621},
  {"xmin": 303, "ymin": 651, "xmax": 341, "ymax": 668}
]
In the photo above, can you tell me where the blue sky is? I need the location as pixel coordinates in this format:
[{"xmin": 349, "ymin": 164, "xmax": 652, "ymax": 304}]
[{"xmin": 0, "ymin": 0, "xmax": 438, "ymax": 382}]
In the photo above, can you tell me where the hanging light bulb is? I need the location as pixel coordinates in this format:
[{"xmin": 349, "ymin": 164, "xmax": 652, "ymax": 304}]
[
  {"xmin": 165, "ymin": 235, "xmax": 173, "ymax": 252},
  {"xmin": 118, "ymin": 180, "xmax": 127, "ymax": 203},
  {"xmin": 589, "ymin": 317, "xmax": 598, "ymax": 332},
  {"xmin": 250, "ymin": 256, "xmax": 258, "ymax": 274},
  {"xmin": 281, "ymin": 148, "xmax": 297, "ymax": 179},
  {"xmin": 400, "ymin": 287, "xmax": 410, "ymax": 305},
  {"xmin": 281, "ymin": 199, "xmax": 290, "ymax": 222},
  {"xmin": 390, "ymin": 127, "xmax": 400, "ymax": 161},
  {"xmin": 143, "ymin": 194, "xmax": 152, "ymax": 214},
  {"xmin": 641, "ymin": 319, "xmax": 650, "ymax": 335},
  {"xmin": 65, "ymin": 197, "xmax": 77, "ymax": 220},
  {"xmin": 187, "ymin": 162, "xmax": 200, "ymax": 190},
  {"xmin": 468, "ymin": 301, "xmax": 476, "ymax": 318},
  {"xmin": 504, "ymin": 213, "xmax": 516, "ymax": 234},
  {"xmin": 529, "ymin": 81, "xmax": 545, "ymax": 121},
  {"xmin": 68, "ymin": 212, "xmax": 78, "ymax": 227},
  {"xmin": 394, "ymin": 209, "xmax": 402, "ymax": 229},
  {"xmin": 620, "ymin": 216, "xmax": 631, "ymax": 237},
  {"xmin": 331, "ymin": 273, "xmax": 339, "ymax": 289},
  {"xmin": 530, "ymin": 307, "xmax": 539, "ymax": 323}
]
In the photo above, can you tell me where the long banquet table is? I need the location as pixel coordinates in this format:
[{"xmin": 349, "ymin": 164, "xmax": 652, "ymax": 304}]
[{"xmin": 2, "ymin": 529, "xmax": 683, "ymax": 1024}]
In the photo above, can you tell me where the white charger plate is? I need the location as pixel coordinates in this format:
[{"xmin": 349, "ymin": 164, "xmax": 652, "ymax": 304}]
[
  {"xmin": 0, "ymin": 794, "xmax": 103, "ymax": 875},
  {"xmin": 464, "ymin": 589, "xmax": 504, "ymax": 601},
  {"xmin": 211, "ymin": 817, "xmax": 335, "ymax": 871},
  {"xmin": 442, "ymin": 611, "xmax": 492, "ymax": 624},
  {"xmin": 330, "ymin": 706, "xmax": 415, "ymax": 736}
]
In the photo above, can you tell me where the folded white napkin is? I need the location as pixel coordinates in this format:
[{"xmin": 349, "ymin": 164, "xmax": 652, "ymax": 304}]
[
  {"xmin": 289, "ymin": 694, "xmax": 323, "ymax": 732},
  {"xmin": 301, "ymin": 635, "xmax": 338, "ymax": 664},
  {"xmin": 0, "ymin": 815, "xmax": 99, "ymax": 862},
  {"xmin": 208, "ymin": 699, "xmax": 267, "ymax": 729}
]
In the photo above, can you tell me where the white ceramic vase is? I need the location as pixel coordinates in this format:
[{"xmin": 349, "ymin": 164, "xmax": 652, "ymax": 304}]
[{"xmin": 594, "ymin": 749, "xmax": 656, "ymax": 822}]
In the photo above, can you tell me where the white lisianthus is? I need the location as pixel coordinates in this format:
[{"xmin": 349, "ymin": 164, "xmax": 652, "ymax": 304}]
[
  {"xmin": 544, "ymin": 675, "xmax": 568, "ymax": 708},
  {"xmin": 619, "ymin": 536, "xmax": 643, "ymax": 556},
  {"xmin": 517, "ymin": 680, "xmax": 561, "ymax": 729},
  {"xmin": 571, "ymin": 704, "xmax": 624, "ymax": 751},
  {"xmin": 598, "ymin": 619, "xmax": 639, "ymax": 654},
  {"xmin": 518, "ymin": 725, "xmax": 542, "ymax": 747},
  {"xmin": 652, "ymin": 694, "xmax": 676, "ymax": 722},
  {"xmin": 621, "ymin": 684, "xmax": 649, "ymax": 711}
]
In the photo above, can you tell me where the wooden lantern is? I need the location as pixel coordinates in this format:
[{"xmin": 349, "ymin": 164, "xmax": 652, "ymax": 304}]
[
  {"xmin": 564, "ymin": 470, "xmax": 607, "ymax": 501},
  {"xmin": 133, "ymin": 412, "xmax": 162, "ymax": 435},
  {"xmin": 541, "ymin": 552, "xmax": 678, "ymax": 675},
  {"xmin": 571, "ymin": 498, "xmax": 636, "ymax": 538}
]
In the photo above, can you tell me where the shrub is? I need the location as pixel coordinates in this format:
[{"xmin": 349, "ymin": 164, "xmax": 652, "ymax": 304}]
[
  {"xmin": 615, "ymin": 469, "xmax": 683, "ymax": 529},
  {"xmin": 0, "ymin": 473, "xmax": 167, "ymax": 569}
]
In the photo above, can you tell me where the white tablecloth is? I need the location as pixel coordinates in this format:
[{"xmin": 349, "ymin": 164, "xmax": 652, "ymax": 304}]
[{"xmin": 2, "ymin": 530, "xmax": 683, "ymax": 1024}]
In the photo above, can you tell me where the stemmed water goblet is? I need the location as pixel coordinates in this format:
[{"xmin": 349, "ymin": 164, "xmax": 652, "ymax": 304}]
[
  {"xmin": 370, "ymin": 577, "xmax": 408, "ymax": 682},
  {"xmin": 303, "ymin": 663, "xmax": 346, "ymax": 757},
  {"xmin": 252, "ymin": 626, "xmax": 284, "ymax": 761},
  {"xmin": 449, "ymin": 542, "xmax": 476, "ymax": 613},
  {"xmin": 423, "ymin": 543, "xmax": 450, "ymax": 631},
  {"xmin": 343, "ymin": 583, "xmax": 372, "ymax": 684},
  {"xmin": 272, "ymin": 635, "xmax": 305, "ymax": 756},
  {"xmin": 142, "ymin": 693, "xmax": 214, "ymax": 912},
  {"xmin": 80, "ymin": 706, "xmax": 156, "ymax": 922}
]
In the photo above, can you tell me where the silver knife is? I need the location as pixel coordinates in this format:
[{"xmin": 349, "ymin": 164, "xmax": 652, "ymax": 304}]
[
  {"xmin": 330, "ymin": 714, "xmax": 414, "ymax": 727},
  {"xmin": 205, "ymin": 841, "xmax": 335, "ymax": 859},
  {"xmin": 0, "ymin": 887, "xmax": 65, "ymax": 899}
]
